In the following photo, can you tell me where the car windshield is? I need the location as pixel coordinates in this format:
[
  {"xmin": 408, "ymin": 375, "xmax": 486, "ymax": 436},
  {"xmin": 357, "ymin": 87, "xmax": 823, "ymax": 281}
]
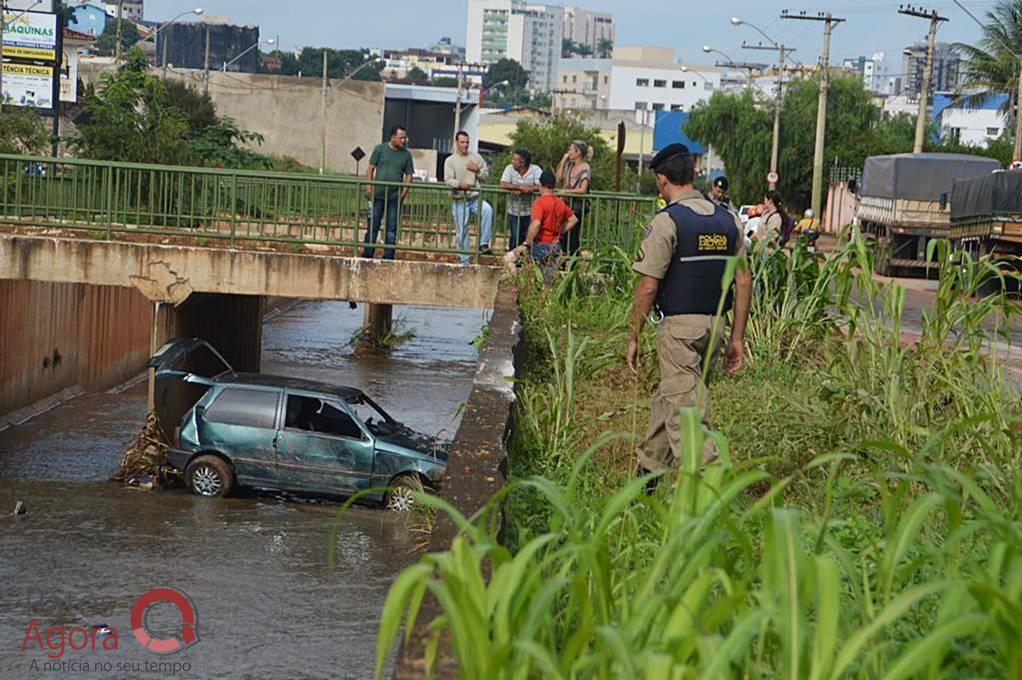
[{"xmin": 347, "ymin": 396, "xmax": 395, "ymax": 436}]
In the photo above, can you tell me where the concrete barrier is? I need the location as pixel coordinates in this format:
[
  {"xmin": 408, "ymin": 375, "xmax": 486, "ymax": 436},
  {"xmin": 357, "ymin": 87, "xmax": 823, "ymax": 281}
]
[{"xmin": 394, "ymin": 279, "xmax": 521, "ymax": 679}]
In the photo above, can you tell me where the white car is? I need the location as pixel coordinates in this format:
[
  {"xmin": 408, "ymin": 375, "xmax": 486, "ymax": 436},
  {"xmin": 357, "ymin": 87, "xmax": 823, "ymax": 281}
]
[{"xmin": 737, "ymin": 205, "xmax": 756, "ymax": 224}]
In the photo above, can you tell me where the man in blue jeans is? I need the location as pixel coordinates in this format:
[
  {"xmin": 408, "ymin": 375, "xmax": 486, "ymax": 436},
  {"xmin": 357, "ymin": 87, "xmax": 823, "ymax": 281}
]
[
  {"xmin": 444, "ymin": 131, "xmax": 493, "ymax": 265},
  {"xmin": 363, "ymin": 126, "xmax": 415, "ymax": 259}
]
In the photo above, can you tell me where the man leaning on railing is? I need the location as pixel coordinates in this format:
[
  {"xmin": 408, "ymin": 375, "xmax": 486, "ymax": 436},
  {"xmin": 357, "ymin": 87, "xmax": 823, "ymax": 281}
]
[
  {"xmin": 363, "ymin": 125, "xmax": 414, "ymax": 260},
  {"xmin": 445, "ymin": 131, "xmax": 494, "ymax": 265}
]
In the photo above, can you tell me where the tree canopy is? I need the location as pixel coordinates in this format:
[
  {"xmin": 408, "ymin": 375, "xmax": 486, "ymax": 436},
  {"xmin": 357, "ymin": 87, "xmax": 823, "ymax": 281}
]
[
  {"xmin": 484, "ymin": 58, "xmax": 529, "ymax": 90},
  {"xmin": 273, "ymin": 48, "xmax": 383, "ymax": 81},
  {"xmin": 954, "ymin": 0, "xmax": 1022, "ymax": 117},
  {"xmin": 687, "ymin": 75, "xmax": 927, "ymax": 208},
  {"xmin": 94, "ymin": 19, "xmax": 140, "ymax": 57},
  {"xmin": 500, "ymin": 113, "xmax": 615, "ymax": 191}
]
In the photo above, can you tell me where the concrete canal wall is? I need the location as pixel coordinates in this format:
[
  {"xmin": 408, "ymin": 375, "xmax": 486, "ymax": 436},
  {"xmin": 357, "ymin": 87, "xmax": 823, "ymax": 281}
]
[
  {"xmin": 395, "ymin": 279, "xmax": 522, "ymax": 679},
  {"xmin": 0, "ymin": 280, "xmax": 153, "ymax": 422}
]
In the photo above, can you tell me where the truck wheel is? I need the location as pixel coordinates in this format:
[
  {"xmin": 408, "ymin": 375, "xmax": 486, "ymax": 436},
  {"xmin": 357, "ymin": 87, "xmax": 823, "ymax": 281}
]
[{"xmin": 185, "ymin": 455, "xmax": 234, "ymax": 497}]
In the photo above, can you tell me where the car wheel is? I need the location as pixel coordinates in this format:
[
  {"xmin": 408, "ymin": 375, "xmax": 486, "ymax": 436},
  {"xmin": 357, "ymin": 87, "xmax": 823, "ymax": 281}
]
[
  {"xmin": 385, "ymin": 473, "xmax": 423, "ymax": 513},
  {"xmin": 185, "ymin": 455, "xmax": 234, "ymax": 498}
]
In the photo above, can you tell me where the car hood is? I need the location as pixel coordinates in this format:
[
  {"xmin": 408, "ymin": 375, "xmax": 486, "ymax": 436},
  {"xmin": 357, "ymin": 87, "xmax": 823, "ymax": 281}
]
[{"xmin": 375, "ymin": 425, "xmax": 450, "ymax": 462}]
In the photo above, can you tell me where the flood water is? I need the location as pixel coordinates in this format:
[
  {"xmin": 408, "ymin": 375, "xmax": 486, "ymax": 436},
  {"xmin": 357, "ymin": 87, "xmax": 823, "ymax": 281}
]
[{"xmin": 0, "ymin": 301, "xmax": 487, "ymax": 679}]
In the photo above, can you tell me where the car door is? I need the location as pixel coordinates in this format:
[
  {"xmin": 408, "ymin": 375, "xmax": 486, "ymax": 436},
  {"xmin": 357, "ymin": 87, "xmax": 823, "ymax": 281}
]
[
  {"xmin": 274, "ymin": 392, "xmax": 375, "ymax": 494},
  {"xmin": 197, "ymin": 386, "xmax": 281, "ymax": 487}
]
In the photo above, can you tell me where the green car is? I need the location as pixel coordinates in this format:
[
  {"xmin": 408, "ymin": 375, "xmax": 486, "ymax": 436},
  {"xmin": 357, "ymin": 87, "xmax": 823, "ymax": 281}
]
[{"xmin": 150, "ymin": 339, "xmax": 448, "ymax": 511}]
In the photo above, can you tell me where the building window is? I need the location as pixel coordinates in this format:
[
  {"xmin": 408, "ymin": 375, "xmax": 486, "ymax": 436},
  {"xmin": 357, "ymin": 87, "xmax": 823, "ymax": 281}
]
[
  {"xmin": 986, "ymin": 127, "xmax": 1000, "ymax": 136},
  {"xmin": 652, "ymin": 103, "xmax": 665, "ymax": 111},
  {"xmin": 563, "ymin": 75, "xmax": 567, "ymax": 83},
  {"xmin": 603, "ymin": 76, "xmax": 608, "ymax": 84},
  {"xmin": 672, "ymin": 80, "xmax": 685, "ymax": 88},
  {"xmin": 671, "ymin": 104, "xmax": 684, "ymax": 111},
  {"xmin": 636, "ymin": 78, "xmax": 649, "ymax": 86},
  {"xmin": 572, "ymin": 75, "xmax": 577, "ymax": 83},
  {"xmin": 704, "ymin": 81, "xmax": 714, "ymax": 91},
  {"xmin": 653, "ymin": 79, "xmax": 666, "ymax": 88},
  {"xmin": 634, "ymin": 101, "xmax": 647, "ymax": 110}
]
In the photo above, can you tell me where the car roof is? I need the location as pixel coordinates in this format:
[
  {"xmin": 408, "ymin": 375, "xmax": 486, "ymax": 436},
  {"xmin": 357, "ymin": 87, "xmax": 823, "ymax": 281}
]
[{"xmin": 216, "ymin": 373, "xmax": 365, "ymax": 401}]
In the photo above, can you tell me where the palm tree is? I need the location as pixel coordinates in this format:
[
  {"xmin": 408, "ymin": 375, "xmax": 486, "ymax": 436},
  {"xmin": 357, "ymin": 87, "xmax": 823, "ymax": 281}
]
[
  {"xmin": 597, "ymin": 38, "xmax": 614, "ymax": 59},
  {"xmin": 953, "ymin": 0, "xmax": 1022, "ymax": 121}
]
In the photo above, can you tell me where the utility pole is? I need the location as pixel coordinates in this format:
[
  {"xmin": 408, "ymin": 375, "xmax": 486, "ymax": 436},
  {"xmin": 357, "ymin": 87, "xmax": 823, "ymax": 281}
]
[
  {"xmin": 782, "ymin": 10, "xmax": 845, "ymax": 219},
  {"xmin": 453, "ymin": 61, "xmax": 464, "ymax": 138},
  {"xmin": 1015, "ymin": 58, "xmax": 1022, "ymax": 163},
  {"xmin": 114, "ymin": 0, "xmax": 124, "ymax": 62},
  {"xmin": 203, "ymin": 25, "xmax": 211, "ymax": 95},
  {"xmin": 899, "ymin": 6, "xmax": 948, "ymax": 153},
  {"xmin": 319, "ymin": 50, "xmax": 327, "ymax": 174},
  {"xmin": 161, "ymin": 24, "xmax": 169, "ymax": 79},
  {"xmin": 743, "ymin": 42, "xmax": 796, "ymax": 190}
]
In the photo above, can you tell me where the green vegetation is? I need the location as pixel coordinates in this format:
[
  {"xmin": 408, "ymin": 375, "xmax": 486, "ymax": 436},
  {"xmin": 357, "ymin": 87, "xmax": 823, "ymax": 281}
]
[
  {"xmin": 268, "ymin": 47, "xmax": 383, "ymax": 81},
  {"xmin": 954, "ymin": 0, "xmax": 1022, "ymax": 115},
  {"xmin": 94, "ymin": 19, "xmax": 139, "ymax": 57},
  {"xmin": 74, "ymin": 50, "xmax": 277, "ymax": 170},
  {"xmin": 376, "ymin": 232, "xmax": 1022, "ymax": 677}
]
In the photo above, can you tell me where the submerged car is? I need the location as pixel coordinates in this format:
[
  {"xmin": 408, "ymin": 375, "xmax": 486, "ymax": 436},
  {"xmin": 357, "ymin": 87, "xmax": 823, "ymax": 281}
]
[{"xmin": 148, "ymin": 339, "xmax": 448, "ymax": 511}]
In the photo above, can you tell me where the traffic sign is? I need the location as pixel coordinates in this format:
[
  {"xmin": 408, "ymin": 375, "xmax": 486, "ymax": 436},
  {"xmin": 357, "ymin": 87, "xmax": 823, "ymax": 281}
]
[{"xmin": 766, "ymin": 171, "xmax": 779, "ymax": 184}]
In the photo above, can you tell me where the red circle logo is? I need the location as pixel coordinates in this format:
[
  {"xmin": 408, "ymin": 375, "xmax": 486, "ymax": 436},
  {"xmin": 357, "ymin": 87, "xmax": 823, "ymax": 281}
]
[{"xmin": 130, "ymin": 588, "xmax": 199, "ymax": 654}]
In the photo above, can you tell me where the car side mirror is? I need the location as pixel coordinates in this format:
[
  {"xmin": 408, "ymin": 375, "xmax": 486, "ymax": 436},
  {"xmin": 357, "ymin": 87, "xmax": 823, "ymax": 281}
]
[{"xmin": 195, "ymin": 404, "xmax": 206, "ymax": 421}]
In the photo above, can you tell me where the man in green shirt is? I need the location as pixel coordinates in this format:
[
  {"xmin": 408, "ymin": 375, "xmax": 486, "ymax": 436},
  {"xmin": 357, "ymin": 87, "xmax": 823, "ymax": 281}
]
[{"xmin": 363, "ymin": 125, "xmax": 415, "ymax": 259}]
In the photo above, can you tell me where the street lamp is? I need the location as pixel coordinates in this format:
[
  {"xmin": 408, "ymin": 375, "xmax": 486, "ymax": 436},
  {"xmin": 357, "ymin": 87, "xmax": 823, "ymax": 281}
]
[
  {"xmin": 731, "ymin": 16, "xmax": 778, "ymax": 47},
  {"xmin": 478, "ymin": 79, "xmax": 510, "ymax": 106},
  {"xmin": 223, "ymin": 38, "xmax": 275, "ymax": 71},
  {"xmin": 703, "ymin": 44, "xmax": 735, "ymax": 64}
]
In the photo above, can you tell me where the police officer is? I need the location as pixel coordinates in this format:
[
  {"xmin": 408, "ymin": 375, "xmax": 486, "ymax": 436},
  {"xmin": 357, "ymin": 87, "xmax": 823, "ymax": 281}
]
[
  {"xmin": 709, "ymin": 175, "xmax": 734, "ymax": 212},
  {"xmin": 626, "ymin": 144, "xmax": 752, "ymax": 476}
]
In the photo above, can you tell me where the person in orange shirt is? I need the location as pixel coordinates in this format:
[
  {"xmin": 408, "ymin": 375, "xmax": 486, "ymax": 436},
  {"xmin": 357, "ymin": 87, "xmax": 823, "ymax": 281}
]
[{"xmin": 513, "ymin": 170, "xmax": 578, "ymax": 281}]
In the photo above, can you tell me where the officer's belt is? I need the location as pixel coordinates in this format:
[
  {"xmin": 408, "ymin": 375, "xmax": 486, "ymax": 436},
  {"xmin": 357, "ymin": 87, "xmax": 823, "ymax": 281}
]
[{"xmin": 673, "ymin": 255, "xmax": 734, "ymax": 263}]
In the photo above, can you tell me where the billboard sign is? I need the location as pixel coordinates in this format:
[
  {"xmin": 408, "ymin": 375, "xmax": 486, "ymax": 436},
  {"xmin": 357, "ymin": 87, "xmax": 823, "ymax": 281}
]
[
  {"xmin": 2, "ymin": 61, "xmax": 55, "ymax": 109},
  {"xmin": 5, "ymin": 1, "xmax": 54, "ymax": 11},
  {"xmin": 3, "ymin": 11, "xmax": 59, "ymax": 61}
]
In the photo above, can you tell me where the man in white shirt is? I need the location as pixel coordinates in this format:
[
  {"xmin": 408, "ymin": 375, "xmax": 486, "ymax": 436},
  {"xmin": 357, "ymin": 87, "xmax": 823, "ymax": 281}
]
[{"xmin": 444, "ymin": 131, "xmax": 493, "ymax": 264}]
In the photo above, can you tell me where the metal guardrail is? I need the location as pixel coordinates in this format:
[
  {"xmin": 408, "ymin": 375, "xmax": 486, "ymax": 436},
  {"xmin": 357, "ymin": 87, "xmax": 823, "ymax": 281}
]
[{"xmin": 0, "ymin": 155, "xmax": 656, "ymax": 263}]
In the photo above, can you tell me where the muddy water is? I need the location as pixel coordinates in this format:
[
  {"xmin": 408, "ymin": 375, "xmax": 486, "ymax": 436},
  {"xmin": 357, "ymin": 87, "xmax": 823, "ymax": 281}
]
[{"xmin": 0, "ymin": 302, "xmax": 486, "ymax": 679}]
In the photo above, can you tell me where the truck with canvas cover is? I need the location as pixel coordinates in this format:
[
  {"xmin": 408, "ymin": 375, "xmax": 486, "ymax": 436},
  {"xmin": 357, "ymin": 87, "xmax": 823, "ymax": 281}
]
[
  {"xmin": 950, "ymin": 170, "xmax": 1022, "ymax": 268},
  {"xmin": 856, "ymin": 153, "xmax": 1000, "ymax": 276}
]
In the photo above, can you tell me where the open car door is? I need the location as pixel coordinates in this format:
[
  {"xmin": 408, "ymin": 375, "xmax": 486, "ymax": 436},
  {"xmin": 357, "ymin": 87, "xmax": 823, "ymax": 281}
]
[{"xmin": 148, "ymin": 338, "xmax": 235, "ymax": 437}]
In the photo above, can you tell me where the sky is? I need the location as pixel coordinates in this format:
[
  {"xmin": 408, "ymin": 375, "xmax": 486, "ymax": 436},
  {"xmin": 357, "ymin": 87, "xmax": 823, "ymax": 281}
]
[{"xmin": 147, "ymin": 0, "xmax": 995, "ymax": 73}]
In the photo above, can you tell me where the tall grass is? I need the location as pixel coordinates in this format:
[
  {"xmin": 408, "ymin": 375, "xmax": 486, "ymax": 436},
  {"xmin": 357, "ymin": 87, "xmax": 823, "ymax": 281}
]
[{"xmin": 378, "ymin": 228, "xmax": 1022, "ymax": 678}]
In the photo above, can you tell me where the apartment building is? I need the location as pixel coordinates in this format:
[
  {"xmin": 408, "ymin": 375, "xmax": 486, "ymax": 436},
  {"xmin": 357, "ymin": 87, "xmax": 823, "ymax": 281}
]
[
  {"xmin": 466, "ymin": 0, "xmax": 564, "ymax": 92},
  {"xmin": 562, "ymin": 7, "xmax": 614, "ymax": 57}
]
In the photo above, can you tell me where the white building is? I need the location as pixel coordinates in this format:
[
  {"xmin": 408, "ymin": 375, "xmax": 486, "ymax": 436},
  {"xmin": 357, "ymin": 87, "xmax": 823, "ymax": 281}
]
[
  {"xmin": 934, "ymin": 92, "xmax": 1009, "ymax": 147},
  {"xmin": 607, "ymin": 46, "xmax": 719, "ymax": 119},
  {"xmin": 552, "ymin": 47, "xmax": 721, "ymax": 117},
  {"xmin": 466, "ymin": 0, "xmax": 562, "ymax": 92},
  {"xmin": 103, "ymin": 1, "xmax": 143, "ymax": 21},
  {"xmin": 562, "ymin": 7, "xmax": 614, "ymax": 57}
]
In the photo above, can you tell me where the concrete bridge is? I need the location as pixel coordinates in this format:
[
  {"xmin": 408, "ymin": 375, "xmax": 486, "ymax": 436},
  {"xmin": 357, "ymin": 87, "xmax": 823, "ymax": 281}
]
[{"xmin": 0, "ymin": 154, "xmax": 652, "ymax": 419}]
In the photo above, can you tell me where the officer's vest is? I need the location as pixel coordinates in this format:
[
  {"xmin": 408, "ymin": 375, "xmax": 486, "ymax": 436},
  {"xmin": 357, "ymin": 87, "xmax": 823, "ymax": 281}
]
[{"xmin": 656, "ymin": 202, "xmax": 740, "ymax": 316}]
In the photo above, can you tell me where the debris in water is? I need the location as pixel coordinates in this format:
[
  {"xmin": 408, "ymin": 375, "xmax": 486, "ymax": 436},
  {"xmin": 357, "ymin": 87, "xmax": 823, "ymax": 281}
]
[
  {"xmin": 111, "ymin": 413, "xmax": 179, "ymax": 489},
  {"xmin": 13, "ymin": 501, "xmax": 26, "ymax": 515}
]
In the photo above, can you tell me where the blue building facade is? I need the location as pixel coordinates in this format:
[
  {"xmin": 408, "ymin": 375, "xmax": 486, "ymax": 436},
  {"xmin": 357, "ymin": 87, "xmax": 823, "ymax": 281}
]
[{"xmin": 68, "ymin": 3, "xmax": 108, "ymax": 37}]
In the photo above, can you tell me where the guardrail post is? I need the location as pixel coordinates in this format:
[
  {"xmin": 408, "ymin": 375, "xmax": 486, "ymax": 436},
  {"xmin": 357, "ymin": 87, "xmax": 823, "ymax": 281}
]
[
  {"xmin": 105, "ymin": 165, "xmax": 113, "ymax": 239},
  {"xmin": 230, "ymin": 173, "xmax": 238, "ymax": 249}
]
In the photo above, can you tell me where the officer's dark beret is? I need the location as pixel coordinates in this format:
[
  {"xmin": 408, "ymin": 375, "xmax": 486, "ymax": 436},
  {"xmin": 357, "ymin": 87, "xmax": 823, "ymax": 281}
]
[
  {"xmin": 713, "ymin": 176, "xmax": 729, "ymax": 191},
  {"xmin": 649, "ymin": 143, "xmax": 691, "ymax": 171}
]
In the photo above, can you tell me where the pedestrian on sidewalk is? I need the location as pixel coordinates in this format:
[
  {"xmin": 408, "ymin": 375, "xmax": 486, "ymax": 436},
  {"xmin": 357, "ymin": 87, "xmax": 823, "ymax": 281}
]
[
  {"xmin": 626, "ymin": 143, "xmax": 752, "ymax": 484},
  {"xmin": 556, "ymin": 140, "xmax": 592, "ymax": 257},
  {"xmin": 362, "ymin": 125, "xmax": 414, "ymax": 260},
  {"xmin": 445, "ymin": 131, "xmax": 494, "ymax": 264},
  {"xmin": 759, "ymin": 190, "xmax": 794, "ymax": 246},
  {"xmin": 499, "ymin": 148, "xmax": 543, "ymax": 250},
  {"xmin": 513, "ymin": 170, "xmax": 578, "ymax": 283}
]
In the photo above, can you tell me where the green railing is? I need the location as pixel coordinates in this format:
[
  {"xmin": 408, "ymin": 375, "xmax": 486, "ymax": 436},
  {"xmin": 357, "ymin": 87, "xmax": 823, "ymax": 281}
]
[{"xmin": 0, "ymin": 155, "xmax": 656, "ymax": 263}]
